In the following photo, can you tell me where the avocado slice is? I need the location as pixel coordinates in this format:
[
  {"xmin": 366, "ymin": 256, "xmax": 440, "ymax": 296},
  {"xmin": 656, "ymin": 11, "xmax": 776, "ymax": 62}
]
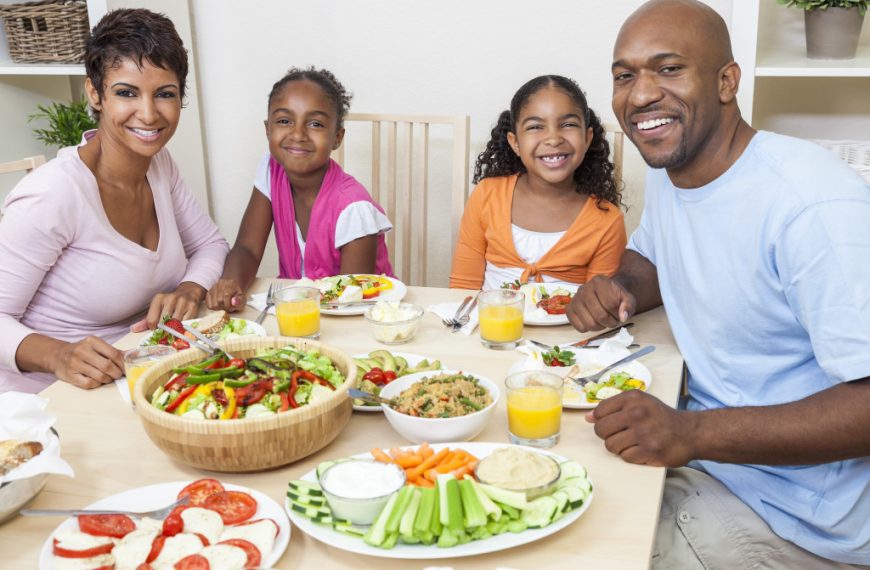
[
  {"xmin": 354, "ymin": 358, "xmax": 372, "ymax": 373},
  {"xmin": 394, "ymin": 356, "xmax": 408, "ymax": 374},
  {"xmin": 369, "ymin": 350, "xmax": 396, "ymax": 372}
]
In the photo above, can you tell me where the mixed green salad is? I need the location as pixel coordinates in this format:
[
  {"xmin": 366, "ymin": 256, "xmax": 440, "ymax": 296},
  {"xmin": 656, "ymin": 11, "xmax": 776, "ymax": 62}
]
[{"xmin": 150, "ymin": 345, "xmax": 345, "ymax": 420}]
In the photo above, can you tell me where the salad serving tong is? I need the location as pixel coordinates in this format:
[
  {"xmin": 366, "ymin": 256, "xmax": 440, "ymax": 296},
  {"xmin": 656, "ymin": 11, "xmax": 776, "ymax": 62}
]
[{"xmin": 156, "ymin": 322, "xmax": 238, "ymax": 360}]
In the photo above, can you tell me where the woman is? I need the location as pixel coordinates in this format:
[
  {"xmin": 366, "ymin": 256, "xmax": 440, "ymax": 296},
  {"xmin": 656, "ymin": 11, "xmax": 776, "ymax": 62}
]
[{"xmin": 0, "ymin": 9, "xmax": 229, "ymax": 394}]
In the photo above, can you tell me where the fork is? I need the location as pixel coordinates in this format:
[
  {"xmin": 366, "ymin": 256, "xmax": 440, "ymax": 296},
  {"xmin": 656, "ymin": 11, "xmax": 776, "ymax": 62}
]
[
  {"xmin": 567, "ymin": 345, "xmax": 656, "ymax": 387},
  {"xmin": 451, "ymin": 293, "xmax": 480, "ymax": 332},
  {"xmin": 442, "ymin": 295, "xmax": 472, "ymax": 329},
  {"xmin": 255, "ymin": 282, "xmax": 275, "ymax": 325},
  {"xmin": 22, "ymin": 495, "xmax": 190, "ymax": 518}
]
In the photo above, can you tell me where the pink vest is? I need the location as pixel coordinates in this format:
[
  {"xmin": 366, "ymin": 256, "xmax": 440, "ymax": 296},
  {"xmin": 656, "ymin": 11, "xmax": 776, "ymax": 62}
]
[{"xmin": 269, "ymin": 158, "xmax": 394, "ymax": 279}]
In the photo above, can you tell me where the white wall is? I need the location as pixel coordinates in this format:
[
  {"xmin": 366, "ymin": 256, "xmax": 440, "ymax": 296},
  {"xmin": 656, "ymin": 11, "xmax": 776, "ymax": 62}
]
[{"xmin": 191, "ymin": 0, "xmax": 734, "ymax": 284}]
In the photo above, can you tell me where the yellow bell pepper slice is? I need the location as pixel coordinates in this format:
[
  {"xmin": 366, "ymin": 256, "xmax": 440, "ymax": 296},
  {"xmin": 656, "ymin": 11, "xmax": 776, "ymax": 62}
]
[{"xmin": 220, "ymin": 386, "xmax": 236, "ymax": 420}]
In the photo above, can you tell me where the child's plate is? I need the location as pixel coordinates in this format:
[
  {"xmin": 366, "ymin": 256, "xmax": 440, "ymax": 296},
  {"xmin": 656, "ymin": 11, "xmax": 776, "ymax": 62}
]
[
  {"xmin": 139, "ymin": 318, "xmax": 266, "ymax": 347},
  {"xmin": 321, "ymin": 275, "xmax": 407, "ymax": 316},
  {"xmin": 520, "ymin": 283, "xmax": 579, "ymax": 326}
]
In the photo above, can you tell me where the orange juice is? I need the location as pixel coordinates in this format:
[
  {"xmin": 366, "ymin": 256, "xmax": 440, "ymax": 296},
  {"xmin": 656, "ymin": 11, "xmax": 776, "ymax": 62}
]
[
  {"xmin": 125, "ymin": 362, "xmax": 152, "ymax": 399},
  {"xmin": 507, "ymin": 386, "xmax": 563, "ymax": 439},
  {"xmin": 123, "ymin": 345, "xmax": 176, "ymax": 403},
  {"xmin": 276, "ymin": 298, "xmax": 320, "ymax": 337},
  {"xmin": 479, "ymin": 305, "xmax": 524, "ymax": 343}
]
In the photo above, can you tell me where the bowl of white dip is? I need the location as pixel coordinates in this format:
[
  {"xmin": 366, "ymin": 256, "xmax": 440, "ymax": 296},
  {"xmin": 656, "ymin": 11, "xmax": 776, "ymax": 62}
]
[{"xmin": 318, "ymin": 459, "xmax": 406, "ymax": 524}]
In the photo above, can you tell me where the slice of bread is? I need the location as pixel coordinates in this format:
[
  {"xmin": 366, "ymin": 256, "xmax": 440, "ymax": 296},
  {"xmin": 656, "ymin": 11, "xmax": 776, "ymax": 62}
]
[
  {"xmin": 0, "ymin": 439, "xmax": 43, "ymax": 476},
  {"xmin": 196, "ymin": 311, "xmax": 230, "ymax": 336}
]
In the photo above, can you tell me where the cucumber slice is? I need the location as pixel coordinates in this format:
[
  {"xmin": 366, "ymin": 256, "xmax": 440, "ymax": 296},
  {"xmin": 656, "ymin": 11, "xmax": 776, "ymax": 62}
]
[
  {"xmin": 290, "ymin": 500, "xmax": 332, "ymax": 519},
  {"xmin": 520, "ymin": 496, "xmax": 559, "ymax": 528},
  {"xmin": 558, "ymin": 476, "xmax": 592, "ymax": 493},
  {"xmin": 559, "ymin": 461, "xmax": 587, "ymax": 480},
  {"xmin": 286, "ymin": 490, "xmax": 326, "ymax": 506},
  {"xmin": 333, "ymin": 521, "xmax": 368, "ymax": 536},
  {"xmin": 316, "ymin": 458, "xmax": 351, "ymax": 479},
  {"xmin": 560, "ymin": 485, "xmax": 585, "ymax": 504},
  {"xmin": 288, "ymin": 480, "xmax": 324, "ymax": 497},
  {"xmin": 550, "ymin": 490, "xmax": 569, "ymax": 513}
]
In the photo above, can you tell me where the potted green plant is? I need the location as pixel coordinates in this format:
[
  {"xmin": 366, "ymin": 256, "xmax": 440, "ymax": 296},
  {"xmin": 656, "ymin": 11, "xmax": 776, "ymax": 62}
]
[
  {"xmin": 777, "ymin": 0, "xmax": 868, "ymax": 59},
  {"xmin": 27, "ymin": 97, "xmax": 97, "ymax": 148}
]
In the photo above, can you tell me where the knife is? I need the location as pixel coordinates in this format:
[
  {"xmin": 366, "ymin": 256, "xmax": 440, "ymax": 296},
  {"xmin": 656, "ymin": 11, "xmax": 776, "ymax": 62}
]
[{"xmin": 571, "ymin": 322, "xmax": 634, "ymax": 347}]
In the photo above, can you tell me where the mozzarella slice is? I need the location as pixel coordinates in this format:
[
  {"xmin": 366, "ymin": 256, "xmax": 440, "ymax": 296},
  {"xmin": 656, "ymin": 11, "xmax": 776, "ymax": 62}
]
[
  {"xmin": 137, "ymin": 517, "xmax": 163, "ymax": 532},
  {"xmin": 53, "ymin": 530, "xmax": 115, "ymax": 554},
  {"xmin": 337, "ymin": 284, "xmax": 363, "ymax": 303},
  {"xmin": 219, "ymin": 519, "xmax": 276, "ymax": 561},
  {"xmin": 112, "ymin": 528, "xmax": 159, "ymax": 569},
  {"xmin": 181, "ymin": 507, "xmax": 224, "ymax": 545},
  {"xmin": 199, "ymin": 543, "xmax": 248, "ymax": 570},
  {"xmin": 152, "ymin": 533, "xmax": 204, "ymax": 566},
  {"xmin": 51, "ymin": 553, "xmax": 115, "ymax": 570}
]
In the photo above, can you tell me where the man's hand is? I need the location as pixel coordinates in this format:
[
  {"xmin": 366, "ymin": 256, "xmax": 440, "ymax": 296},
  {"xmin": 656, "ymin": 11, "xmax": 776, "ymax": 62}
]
[
  {"xmin": 567, "ymin": 275, "xmax": 636, "ymax": 332},
  {"xmin": 586, "ymin": 390, "xmax": 697, "ymax": 467},
  {"xmin": 205, "ymin": 278, "xmax": 245, "ymax": 313},
  {"xmin": 52, "ymin": 336, "xmax": 124, "ymax": 389},
  {"xmin": 131, "ymin": 282, "xmax": 205, "ymax": 332}
]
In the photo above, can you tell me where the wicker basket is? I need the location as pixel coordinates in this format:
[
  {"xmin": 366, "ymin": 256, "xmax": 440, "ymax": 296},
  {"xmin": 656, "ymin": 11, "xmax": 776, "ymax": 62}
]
[
  {"xmin": 814, "ymin": 139, "xmax": 870, "ymax": 184},
  {"xmin": 133, "ymin": 336, "xmax": 357, "ymax": 473},
  {"xmin": 0, "ymin": 0, "xmax": 89, "ymax": 64}
]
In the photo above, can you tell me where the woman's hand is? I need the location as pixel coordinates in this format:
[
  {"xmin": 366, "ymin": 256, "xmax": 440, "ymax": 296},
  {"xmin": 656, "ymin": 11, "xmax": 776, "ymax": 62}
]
[
  {"xmin": 130, "ymin": 282, "xmax": 205, "ymax": 332},
  {"xmin": 205, "ymin": 278, "xmax": 246, "ymax": 313},
  {"xmin": 52, "ymin": 336, "xmax": 124, "ymax": 389}
]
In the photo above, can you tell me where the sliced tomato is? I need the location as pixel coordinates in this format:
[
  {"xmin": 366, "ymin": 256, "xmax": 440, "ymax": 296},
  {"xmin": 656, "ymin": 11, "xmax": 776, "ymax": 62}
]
[
  {"xmin": 237, "ymin": 518, "xmax": 280, "ymax": 537},
  {"xmin": 537, "ymin": 294, "xmax": 572, "ymax": 315},
  {"xmin": 78, "ymin": 513, "xmax": 136, "ymax": 538},
  {"xmin": 178, "ymin": 478, "xmax": 225, "ymax": 506},
  {"xmin": 174, "ymin": 553, "xmax": 210, "ymax": 570},
  {"xmin": 193, "ymin": 533, "xmax": 210, "ymax": 546},
  {"xmin": 162, "ymin": 504, "xmax": 194, "ymax": 536},
  {"xmin": 137, "ymin": 564, "xmax": 155, "ymax": 570},
  {"xmin": 227, "ymin": 358, "xmax": 246, "ymax": 369},
  {"xmin": 203, "ymin": 490, "xmax": 257, "ymax": 525},
  {"xmin": 164, "ymin": 372, "xmax": 189, "ymax": 392},
  {"xmin": 219, "ymin": 538, "xmax": 261, "ymax": 568},
  {"xmin": 52, "ymin": 537, "xmax": 114, "ymax": 558},
  {"xmin": 146, "ymin": 534, "xmax": 165, "ymax": 563},
  {"xmin": 172, "ymin": 338, "xmax": 191, "ymax": 350}
]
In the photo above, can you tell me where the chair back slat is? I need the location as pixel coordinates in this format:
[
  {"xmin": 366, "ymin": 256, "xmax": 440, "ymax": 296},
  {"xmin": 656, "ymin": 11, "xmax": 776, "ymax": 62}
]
[{"xmin": 0, "ymin": 155, "xmax": 46, "ymax": 175}]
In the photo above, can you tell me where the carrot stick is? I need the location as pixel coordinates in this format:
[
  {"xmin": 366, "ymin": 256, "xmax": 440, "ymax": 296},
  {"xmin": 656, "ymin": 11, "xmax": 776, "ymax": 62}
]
[
  {"xmin": 415, "ymin": 477, "xmax": 435, "ymax": 488},
  {"xmin": 417, "ymin": 442, "xmax": 433, "ymax": 459},
  {"xmin": 389, "ymin": 447, "xmax": 409, "ymax": 460},
  {"xmin": 435, "ymin": 458, "xmax": 466, "ymax": 474},
  {"xmin": 451, "ymin": 464, "xmax": 474, "ymax": 480},
  {"xmin": 396, "ymin": 454, "xmax": 423, "ymax": 468},
  {"xmin": 371, "ymin": 447, "xmax": 392, "ymax": 463},
  {"xmin": 406, "ymin": 447, "xmax": 450, "ymax": 480}
]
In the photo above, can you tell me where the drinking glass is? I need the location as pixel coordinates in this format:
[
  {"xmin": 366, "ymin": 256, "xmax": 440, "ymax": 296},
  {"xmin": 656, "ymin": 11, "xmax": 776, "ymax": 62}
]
[
  {"xmin": 505, "ymin": 370, "xmax": 564, "ymax": 448},
  {"xmin": 478, "ymin": 289, "xmax": 524, "ymax": 349},
  {"xmin": 275, "ymin": 286, "xmax": 321, "ymax": 338},
  {"xmin": 123, "ymin": 345, "xmax": 176, "ymax": 403}
]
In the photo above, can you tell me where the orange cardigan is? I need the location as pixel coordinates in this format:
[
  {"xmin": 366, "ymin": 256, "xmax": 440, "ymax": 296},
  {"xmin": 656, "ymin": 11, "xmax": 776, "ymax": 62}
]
[{"xmin": 449, "ymin": 175, "xmax": 626, "ymax": 289}]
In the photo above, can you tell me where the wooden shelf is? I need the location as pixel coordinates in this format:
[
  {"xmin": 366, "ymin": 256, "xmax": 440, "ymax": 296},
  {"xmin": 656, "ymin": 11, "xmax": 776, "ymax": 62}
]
[
  {"xmin": 756, "ymin": 45, "xmax": 870, "ymax": 77},
  {"xmin": 0, "ymin": 62, "xmax": 85, "ymax": 75}
]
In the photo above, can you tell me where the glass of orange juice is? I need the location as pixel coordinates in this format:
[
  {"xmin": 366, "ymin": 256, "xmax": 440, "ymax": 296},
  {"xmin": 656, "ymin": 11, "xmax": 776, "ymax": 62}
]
[
  {"xmin": 275, "ymin": 286, "xmax": 321, "ymax": 338},
  {"xmin": 478, "ymin": 289, "xmax": 524, "ymax": 350},
  {"xmin": 123, "ymin": 345, "xmax": 176, "ymax": 404},
  {"xmin": 505, "ymin": 371, "xmax": 564, "ymax": 448}
]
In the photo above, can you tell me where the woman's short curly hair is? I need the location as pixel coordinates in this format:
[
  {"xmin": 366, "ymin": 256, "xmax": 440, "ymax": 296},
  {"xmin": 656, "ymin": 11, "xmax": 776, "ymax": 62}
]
[
  {"xmin": 84, "ymin": 8, "xmax": 188, "ymax": 121},
  {"xmin": 473, "ymin": 75, "xmax": 622, "ymax": 209},
  {"xmin": 267, "ymin": 66, "xmax": 353, "ymax": 129}
]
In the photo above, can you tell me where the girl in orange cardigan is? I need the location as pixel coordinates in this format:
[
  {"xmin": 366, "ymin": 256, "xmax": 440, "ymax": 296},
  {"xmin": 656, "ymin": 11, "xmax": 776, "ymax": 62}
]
[{"xmin": 450, "ymin": 75, "xmax": 626, "ymax": 290}]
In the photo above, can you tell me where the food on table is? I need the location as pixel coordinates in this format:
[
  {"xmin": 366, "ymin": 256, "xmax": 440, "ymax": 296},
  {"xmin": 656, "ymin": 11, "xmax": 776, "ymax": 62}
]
[
  {"xmin": 475, "ymin": 448, "xmax": 560, "ymax": 499},
  {"xmin": 317, "ymin": 460, "xmax": 407, "ymax": 525},
  {"xmin": 0, "ymin": 439, "xmax": 42, "ymax": 476},
  {"xmin": 275, "ymin": 290, "xmax": 321, "ymax": 338},
  {"xmin": 287, "ymin": 443, "xmax": 592, "ymax": 549},
  {"xmin": 352, "ymin": 351, "xmax": 442, "ymax": 408},
  {"xmin": 478, "ymin": 304, "xmax": 524, "ymax": 343},
  {"xmin": 143, "ymin": 311, "xmax": 259, "ymax": 350},
  {"xmin": 364, "ymin": 301, "xmax": 424, "ymax": 344},
  {"xmin": 540, "ymin": 346, "xmax": 576, "ymax": 367},
  {"xmin": 507, "ymin": 283, "xmax": 575, "ymax": 318},
  {"xmin": 506, "ymin": 380, "xmax": 564, "ymax": 442},
  {"xmin": 390, "ymin": 373, "xmax": 492, "ymax": 418},
  {"xmin": 583, "ymin": 371, "xmax": 647, "ymax": 402},
  {"xmin": 149, "ymin": 346, "xmax": 345, "ymax": 420},
  {"xmin": 368, "ymin": 443, "xmax": 479, "ymax": 487},
  {"xmin": 297, "ymin": 274, "xmax": 394, "ymax": 304},
  {"xmin": 50, "ymin": 478, "xmax": 277, "ymax": 570}
]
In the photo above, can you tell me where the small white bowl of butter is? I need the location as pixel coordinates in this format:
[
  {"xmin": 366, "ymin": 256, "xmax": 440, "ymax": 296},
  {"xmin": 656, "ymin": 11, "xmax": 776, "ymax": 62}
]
[{"xmin": 364, "ymin": 301, "xmax": 424, "ymax": 345}]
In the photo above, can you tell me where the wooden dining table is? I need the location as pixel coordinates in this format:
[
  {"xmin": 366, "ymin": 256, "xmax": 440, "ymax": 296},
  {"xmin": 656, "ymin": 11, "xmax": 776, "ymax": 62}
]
[{"xmin": 3, "ymin": 279, "xmax": 684, "ymax": 569}]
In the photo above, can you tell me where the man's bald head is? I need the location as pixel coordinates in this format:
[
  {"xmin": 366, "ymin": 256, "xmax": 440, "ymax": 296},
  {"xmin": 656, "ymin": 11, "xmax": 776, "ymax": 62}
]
[{"xmin": 618, "ymin": 0, "xmax": 733, "ymax": 71}]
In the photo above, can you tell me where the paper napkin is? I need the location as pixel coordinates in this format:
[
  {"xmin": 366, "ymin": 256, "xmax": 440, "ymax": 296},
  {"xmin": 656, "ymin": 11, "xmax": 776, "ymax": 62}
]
[
  {"xmin": 0, "ymin": 392, "xmax": 74, "ymax": 483},
  {"xmin": 426, "ymin": 301, "xmax": 479, "ymax": 336}
]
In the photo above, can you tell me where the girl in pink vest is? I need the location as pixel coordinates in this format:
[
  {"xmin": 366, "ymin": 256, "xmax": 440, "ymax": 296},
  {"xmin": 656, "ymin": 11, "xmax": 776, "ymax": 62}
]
[{"xmin": 207, "ymin": 67, "xmax": 394, "ymax": 310}]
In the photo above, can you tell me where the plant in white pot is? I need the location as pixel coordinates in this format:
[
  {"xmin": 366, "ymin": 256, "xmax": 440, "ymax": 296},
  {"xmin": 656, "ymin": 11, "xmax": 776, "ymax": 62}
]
[{"xmin": 776, "ymin": 0, "xmax": 868, "ymax": 59}]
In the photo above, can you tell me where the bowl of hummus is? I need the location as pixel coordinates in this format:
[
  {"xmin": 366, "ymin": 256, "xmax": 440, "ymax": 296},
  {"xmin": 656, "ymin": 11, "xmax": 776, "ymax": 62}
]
[{"xmin": 474, "ymin": 446, "xmax": 561, "ymax": 500}]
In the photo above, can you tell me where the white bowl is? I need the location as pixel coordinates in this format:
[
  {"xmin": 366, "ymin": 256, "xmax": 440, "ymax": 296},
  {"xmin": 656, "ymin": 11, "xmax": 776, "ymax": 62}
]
[
  {"xmin": 364, "ymin": 303, "xmax": 424, "ymax": 345},
  {"xmin": 378, "ymin": 370, "xmax": 499, "ymax": 443}
]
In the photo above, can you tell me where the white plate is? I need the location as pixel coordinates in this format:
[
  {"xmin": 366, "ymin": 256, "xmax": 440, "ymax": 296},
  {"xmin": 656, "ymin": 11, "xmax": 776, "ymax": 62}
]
[
  {"xmin": 351, "ymin": 352, "xmax": 447, "ymax": 412},
  {"xmin": 285, "ymin": 442, "xmax": 593, "ymax": 559},
  {"xmin": 39, "ymin": 481, "xmax": 290, "ymax": 569},
  {"xmin": 140, "ymin": 318, "xmax": 267, "ymax": 347},
  {"xmin": 321, "ymin": 275, "xmax": 407, "ymax": 316},
  {"xmin": 521, "ymin": 283, "xmax": 579, "ymax": 326},
  {"xmin": 508, "ymin": 347, "xmax": 652, "ymax": 409}
]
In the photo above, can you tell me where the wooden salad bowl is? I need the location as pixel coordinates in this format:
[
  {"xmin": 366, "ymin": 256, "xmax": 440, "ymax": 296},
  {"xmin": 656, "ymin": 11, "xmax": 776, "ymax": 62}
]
[{"xmin": 133, "ymin": 336, "xmax": 356, "ymax": 473}]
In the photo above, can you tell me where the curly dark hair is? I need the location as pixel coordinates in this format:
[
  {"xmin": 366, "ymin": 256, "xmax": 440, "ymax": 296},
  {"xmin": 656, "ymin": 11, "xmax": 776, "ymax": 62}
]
[
  {"xmin": 473, "ymin": 75, "xmax": 622, "ymax": 208},
  {"xmin": 268, "ymin": 66, "xmax": 353, "ymax": 129},
  {"xmin": 85, "ymin": 9, "xmax": 188, "ymax": 121}
]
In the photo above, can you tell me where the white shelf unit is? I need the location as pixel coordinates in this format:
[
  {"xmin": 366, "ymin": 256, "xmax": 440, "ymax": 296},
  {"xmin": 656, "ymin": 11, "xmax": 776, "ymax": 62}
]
[{"xmin": 731, "ymin": 0, "xmax": 870, "ymax": 124}]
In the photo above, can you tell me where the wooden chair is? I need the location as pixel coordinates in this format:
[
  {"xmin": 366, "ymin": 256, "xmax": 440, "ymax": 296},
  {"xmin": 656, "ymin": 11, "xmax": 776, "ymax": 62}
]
[
  {"xmin": 334, "ymin": 113, "xmax": 470, "ymax": 286},
  {"xmin": 0, "ymin": 155, "xmax": 46, "ymax": 175}
]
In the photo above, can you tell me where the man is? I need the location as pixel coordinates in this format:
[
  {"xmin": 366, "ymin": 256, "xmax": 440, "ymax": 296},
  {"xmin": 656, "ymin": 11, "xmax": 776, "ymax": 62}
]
[{"xmin": 567, "ymin": 0, "xmax": 870, "ymax": 567}]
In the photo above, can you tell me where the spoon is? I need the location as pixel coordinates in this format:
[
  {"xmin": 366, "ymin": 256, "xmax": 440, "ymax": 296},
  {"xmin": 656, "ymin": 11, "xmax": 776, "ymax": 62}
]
[{"xmin": 348, "ymin": 388, "xmax": 394, "ymax": 407}]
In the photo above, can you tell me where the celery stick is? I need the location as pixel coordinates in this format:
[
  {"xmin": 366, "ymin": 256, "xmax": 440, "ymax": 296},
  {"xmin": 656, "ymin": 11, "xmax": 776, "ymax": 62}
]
[
  {"xmin": 399, "ymin": 487, "xmax": 422, "ymax": 539},
  {"xmin": 456, "ymin": 529, "xmax": 471, "ymax": 545},
  {"xmin": 500, "ymin": 504, "xmax": 521, "ymax": 520},
  {"xmin": 430, "ymin": 487, "xmax": 443, "ymax": 536},
  {"xmin": 479, "ymin": 482, "xmax": 528, "ymax": 510},
  {"xmin": 444, "ymin": 477, "xmax": 464, "ymax": 532},
  {"xmin": 381, "ymin": 532, "xmax": 399, "ymax": 549},
  {"xmin": 507, "ymin": 520, "xmax": 529, "ymax": 533},
  {"xmin": 385, "ymin": 486, "xmax": 414, "ymax": 534},
  {"xmin": 364, "ymin": 492, "xmax": 399, "ymax": 547},
  {"xmin": 437, "ymin": 474, "xmax": 451, "ymax": 527},
  {"xmin": 437, "ymin": 527, "xmax": 458, "ymax": 548},
  {"xmin": 458, "ymin": 479, "xmax": 487, "ymax": 528},
  {"xmin": 413, "ymin": 487, "xmax": 436, "ymax": 535},
  {"xmin": 464, "ymin": 475, "xmax": 502, "ymax": 520},
  {"xmin": 417, "ymin": 530, "xmax": 435, "ymax": 545}
]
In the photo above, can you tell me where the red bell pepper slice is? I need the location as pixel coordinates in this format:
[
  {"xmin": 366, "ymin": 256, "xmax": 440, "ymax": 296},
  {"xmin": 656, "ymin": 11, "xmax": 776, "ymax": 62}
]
[
  {"xmin": 278, "ymin": 391, "xmax": 290, "ymax": 412},
  {"xmin": 165, "ymin": 385, "xmax": 197, "ymax": 413},
  {"xmin": 292, "ymin": 369, "xmax": 335, "ymax": 391},
  {"xmin": 163, "ymin": 372, "xmax": 189, "ymax": 392}
]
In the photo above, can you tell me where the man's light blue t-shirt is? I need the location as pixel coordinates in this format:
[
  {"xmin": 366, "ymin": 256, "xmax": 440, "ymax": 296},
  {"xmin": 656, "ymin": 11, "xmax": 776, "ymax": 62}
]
[{"xmin": 628, "ymin": 131, "xmax": 870, "ymax": 564}]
